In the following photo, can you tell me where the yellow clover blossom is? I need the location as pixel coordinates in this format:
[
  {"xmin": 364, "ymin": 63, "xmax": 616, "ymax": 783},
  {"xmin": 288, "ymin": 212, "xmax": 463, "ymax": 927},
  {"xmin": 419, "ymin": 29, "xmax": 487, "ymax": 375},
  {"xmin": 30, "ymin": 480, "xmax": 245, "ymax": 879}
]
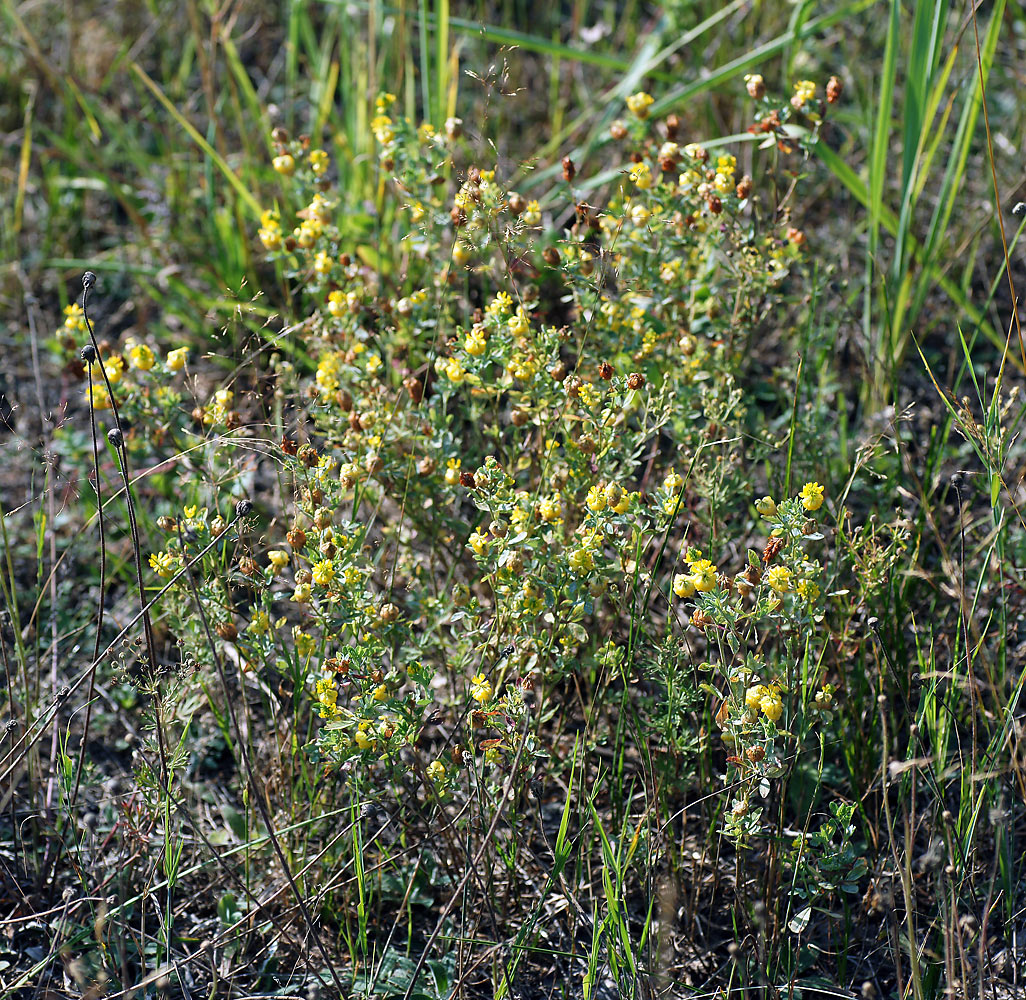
[
  {"xmin": 87, "ymin": 384, "xmax": 111, "ymax": 410},
  {"xmin": 468, "ymin": 531, "xmax": 489, "ymax": 556},
  {"xmin": 690, "ymin": 559, "xmax": 718, "ymax": 593},
  {"xmin": 760, "ymin": 693, "xmax": 784, "ymax": 723},
  {"xmin": 126, "ymin": 341, "xmax": 155, "ymax": 371},
  {"xmin": 799, "ymin": 482, "xmax": 824, "ymax": 511},
  {"xmin": 630, "ymin": 204, "xmax": 651, "ymax": 226},
  {"xmin": 294, "ymin": 631, "xmax": 316, "ymax": 658},
  {"xmin": 444, "ymin": 459, "xmax": 461, "ymax": 486},
  {"xmin": 766, "ymin": 565, "xmax": 792, "ymax": 593},
  {"xmin": 426, "ymin": 760, "xmax": 446, "ymax": 781},
  {"xmin": 538, "ymin": 496, "xmax": 562, "ymax": 522},
  {"xmin": 522, "ymin": 200, "xmax": 541, "ymax": 226},
  {"xmin": 567, "ymin": 547, "xmax": 595, "ymax": 574},
  {"xmin": 91, "ymin": 354, "xmax": 124, "ymax": 385},
  {"xmin": 673, "ymin": 573, "xmax": 696, "ymax": 598},
  {"xmin": 508, "ymin": 307, "xmax": 530, "ymax": 337},
  {"xmin": 308, "ymin": 149, "xmax": 328, "ymax": 174},
  {"xmin": 327, "ymin": 290, "xmax": 346, "ymax": 318},
  {"xmin": 63, "ymin": 303, "xmax": 88, "ymax": 334},
  {"xmin": 663, "ymin": 470, "xmax": 684, "ymax": 493},
  {"xmin": 626, "ymin": 91, "xmax": 654, "ymax": 119},
  {"xmin": 272, "ymin": 153, "xmax": 295, "ymax": 175},
  {"xmin": 446, "ymin": 358, "xmax": 467, "ymax": 384},
  {"xmin": 371, "ymin": 114, "xmax": 395, "ymax": 144},
  {"xmin": 166, "ymin": 347, "xmax": 188, "ymax": 372},
  {"xmin": 312, "ymin": 559, "xmax": 335, "ymax": 587},
  {"xmin": 629, "ymin": 161, "xmax": 652, "ymax": 190},
  {"xmin": 470, "ymin": 673, "xmax": 494, "ymax": 704},
  {"xmin": 755, "ymin": 496, "xmax": 777, "ymax": 517},
  {"xmin": 796, "ymin": 579, "xmax": 820, "ymax": 601},
  {"xmin": 791, "ymin": 79, "xmax": 817, "ymax": 109},
  {"xmin": 586, "ymin": 485, "xmax": 607, "ymax": 513},
  {"xmin": 149, "ymin": 551, "xmax": 176, "ymax": 579}
]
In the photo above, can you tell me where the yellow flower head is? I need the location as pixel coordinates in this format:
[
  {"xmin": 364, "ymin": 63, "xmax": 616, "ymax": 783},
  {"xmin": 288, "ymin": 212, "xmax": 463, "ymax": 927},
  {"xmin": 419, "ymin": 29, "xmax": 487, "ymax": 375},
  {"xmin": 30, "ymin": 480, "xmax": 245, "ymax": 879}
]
[
  {"xmin": 672, "ymin": 573, "xmax": 696, "ymax": 599},
  {"xmin": 126, "ymin": 341, "xmax": 155, "ymax": 371},
  {"xmin": 586, "ymin": 485, "xmax": 607, "ymax": 513},
  {"xmin": 766, "ymin": 565, "xmax": 792, "ymax": 594},
  {"xmin": 629, "ymin": 161, "xmax": 652, "ymax": 190},
  {"xmin": 87, "ymin": 384, "xmax": 111, "ymax": 410},
  {"xmin": 760, "ymin": 694, "xmax": 783, "ymax": 723},
  {"xmin": 312, "ymin": 559, "xmax": 335, "ymax": 587},
  {"xmin": 470, "ymin": 673, "xmax": 494, "ymax": 704},
  {"xmin": 799, "ymin": 482, "xmax": 824, "ymax": 511},
  {"xmin": 308, "ymin": 149, "xmax": 329, "ymax": 175},
  {"xmin": 166, "ymin": 347, "xmax": 189, "ymax": 372},
  {"xmin": 148, "ymin": 551, "xmax": 176, "ymax": 579},
  {"xmin": 626, "ymin": 91, "xmax": 654, "ymax": 119},
  {"xmin": 63, "ymin": 303, "xmax": 87, "ymax": 333},
  {"xmin": 689, "ymin": 559, "xmax": 718, "ymax": 593},
  {"xmin": 426, "ymin": 760, "xmax": 446, "ymax": 781}
]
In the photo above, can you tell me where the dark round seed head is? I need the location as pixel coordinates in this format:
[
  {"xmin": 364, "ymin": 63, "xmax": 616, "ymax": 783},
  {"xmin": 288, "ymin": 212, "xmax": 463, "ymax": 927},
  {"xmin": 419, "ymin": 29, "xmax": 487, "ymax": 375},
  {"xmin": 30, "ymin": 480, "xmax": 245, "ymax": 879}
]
[
  {"xmin": 81, "ymin": 344, "xmax": 97, "ymax": 363},
  {"xmin": 82, "ymin": 271, "xmax": 97, "ymax": 289},
  {"xmin": 107, "ymin": 428, "xmax": 123, "ymax": 447},
  {"xmin": 235, "ymin": 499, "xmax": 253, "ymax": 518}
]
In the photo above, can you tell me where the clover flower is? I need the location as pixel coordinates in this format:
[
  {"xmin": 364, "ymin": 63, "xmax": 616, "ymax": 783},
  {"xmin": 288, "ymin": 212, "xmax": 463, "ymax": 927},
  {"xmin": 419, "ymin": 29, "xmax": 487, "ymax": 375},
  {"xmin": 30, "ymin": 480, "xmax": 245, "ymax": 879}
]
[
  {"xmin": 470, "ymin": 673, "xmax": 494, "ymax": 704},
  {"xmin": 626, "ymin": 91, "xmax": 654, "ymax": 119},
  {"xmin": 799, "ymin": 482, "xmax": 824, "ymax": 511}
]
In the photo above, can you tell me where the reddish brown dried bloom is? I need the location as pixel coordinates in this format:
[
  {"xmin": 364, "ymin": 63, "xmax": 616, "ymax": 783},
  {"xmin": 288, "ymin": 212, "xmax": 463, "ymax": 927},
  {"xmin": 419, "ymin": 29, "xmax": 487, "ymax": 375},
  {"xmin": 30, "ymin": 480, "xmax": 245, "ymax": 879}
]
[
  {"xmin": 626, "ymin": 372, "xmax": 645, "ymax": 390},
  {"xmin": 827, "ymin": 75, "xmax": 843, "ymax": 104},
  {"xmin": 542, "ymin": 246, "xmax": 561, "ymax": 267},
  {"xmin": 403, "ymin": 376, "xmax": 423, "ymax": 403},
  {"xmin": 598, "ymin": 362, "xmax": 614, "ymax": 380},
  {"xmin": 763, "ymin": 536, "xmax": 784, "ymax": 563},
  {"xmin": 287, "ymin": 527, "xmax": 307, "ymax": 550},
  {"xmin": 562, "ymin": 156, "xmax": 576, "ymax": 182},
  {"xmin": 459, "ymin": 470, "xmax": 476, "ymax": 489}
]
